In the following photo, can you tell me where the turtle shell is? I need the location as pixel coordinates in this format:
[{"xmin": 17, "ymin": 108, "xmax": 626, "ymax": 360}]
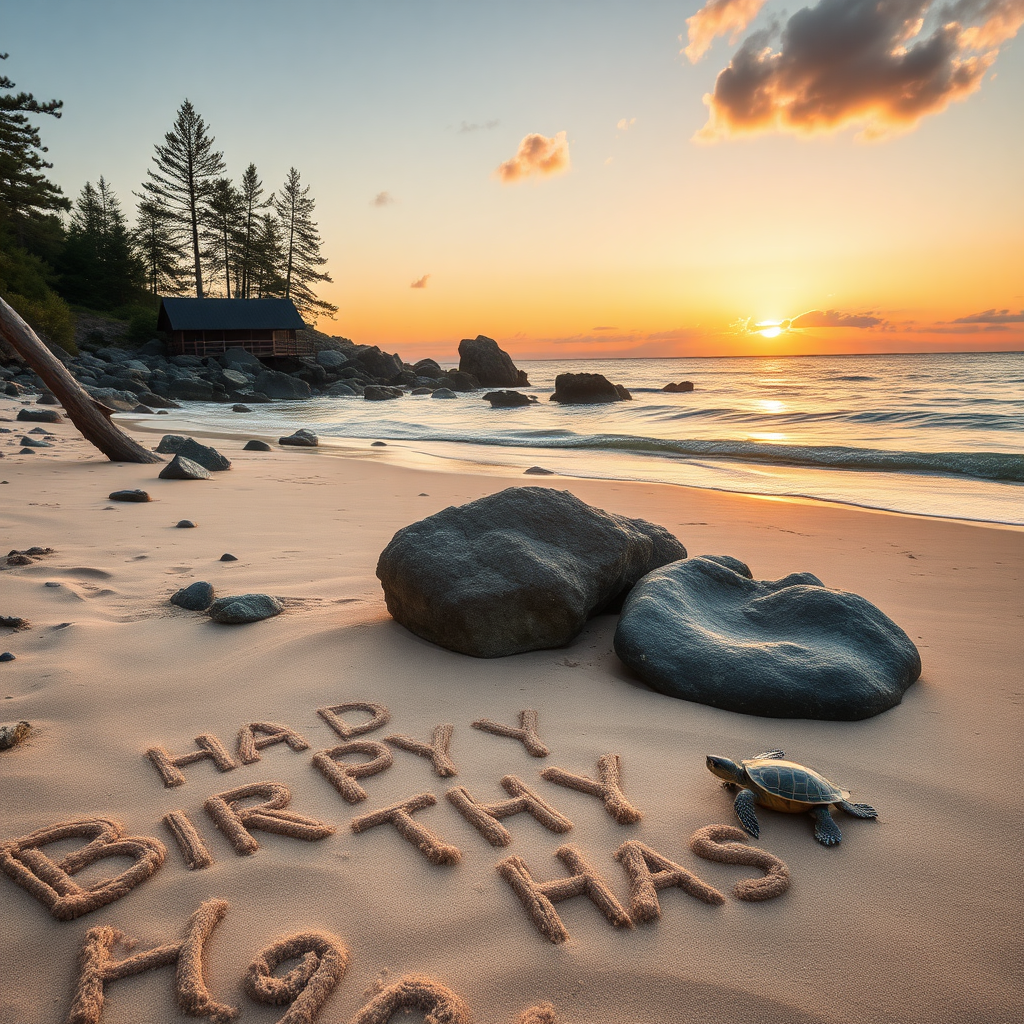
[{"xmin": 742, "ymin": 758, "xmax": 843, "ymax": 806}]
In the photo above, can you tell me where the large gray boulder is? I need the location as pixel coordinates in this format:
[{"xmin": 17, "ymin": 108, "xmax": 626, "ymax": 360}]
[
  {"xmin": 550, "ymin": 372, "xmax": 631, "ymax": 404},
  {"xmin": 221, "ymin": 348, "xmax": 264, "ymax": 371},
  {"xmin": 457, "ymin": 336, "xmax": 529, "ymax": 387},
  {"xmin": 613, "ymin": 556, "xmax": 922, "ymax": 720},
  {"xmin": 165, "ymin": 377, "xmax": 215, "ymax": 402},
  {"xmin": 254, "ymin": 370, "xmax": 312, "ymax": 400},
  {"xmin": 351, "ymin": 345, "xmax": 403, "ymax": 380},
  {"xmin": 159, "ymin": 454, "xmax": 212, "ymax": 480},
  {"xmin": 155, "ymin": 435, "xmax": 231, "ymax": 471},
  {"xmin": 376, "ymin": 487, "xmax": 686, "ymax": 658},
  {"xmin": 316, "ymin": 349, "xmax": 349, "ymax": 370}
]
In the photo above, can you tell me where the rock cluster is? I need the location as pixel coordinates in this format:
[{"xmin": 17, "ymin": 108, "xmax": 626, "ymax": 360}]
[{"xmin": 376, "ymin": 487, "xmax": 686, "ymax": 658}]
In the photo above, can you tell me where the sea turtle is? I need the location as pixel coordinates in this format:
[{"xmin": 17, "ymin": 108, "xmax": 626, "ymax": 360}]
[{"xmin": 705, "ymin": 749, "xmax": 877, "ymax": 846}]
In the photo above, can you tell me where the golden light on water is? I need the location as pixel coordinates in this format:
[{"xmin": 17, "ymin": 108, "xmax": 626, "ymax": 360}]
[{"xmin": 758, "ymin": 400, "xmax": 786, "ymax": 413}]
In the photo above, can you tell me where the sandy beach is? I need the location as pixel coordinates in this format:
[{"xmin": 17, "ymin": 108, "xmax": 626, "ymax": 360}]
[{"xmin": 1, "ymin": 399, "xmax": 1021, "ymax": 1024}]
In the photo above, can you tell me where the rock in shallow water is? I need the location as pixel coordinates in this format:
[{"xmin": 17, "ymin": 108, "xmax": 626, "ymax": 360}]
[
  {"xmin": 279, "ymin": 429, "xmax": 318, "ymax": 447},
  {"xmin": 376, "ymin": 486, "xmax": 686, "ymax": 658},
  {"xmin": 208, "ymin": 593, "xmax": 283, "ymax": 624},
  {"xmin": 170, "ymin": 581, "xmax": 215, "ymax": 611},
  {"xmin": 613, "ymin": 555, "xmax": 922, "ymax": 720}
]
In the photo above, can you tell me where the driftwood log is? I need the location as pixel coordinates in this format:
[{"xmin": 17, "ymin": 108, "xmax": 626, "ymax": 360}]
[{"xmin": 0, "ymin": 295, "xmax": 162, "ymax": 464}]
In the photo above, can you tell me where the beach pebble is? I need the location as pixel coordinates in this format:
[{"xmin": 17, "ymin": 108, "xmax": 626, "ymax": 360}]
[
  {"xmin": 524, "ymin": 466, "xmax": 554, "ymax": 475},
  {"xmin": 0, "ymin": 720, "xmax": 30, "ymax": 749},
  {"xmin": 109, "ymin": 489, "xmax": 152, "ymax": 502},
  {"xmin": 279, "ymin": 429, "xmax": 319, "ymax": 447},
  {"xmin": 482, "ymin": 390, "xmax": 537, "ymax": 408},
  {"xmin": 220, "ymin": 553, "xmax": 238, "ymax": 562},
  {"xmin": 44, "ymin": 582, "xmax": 61, "ymax": 588},
  {"xmin": 377, "ymin": 486, "xmax": 686, "ymax": 658},
  {"xmin": 176, "ymin": 520, "xmax": 197, "ymax": 528},
  {"xmin": 371, "ymin": 441, "xmax": 387, "ymax": 446},
  {"xmin": 0, "ymin": 652, "xmax": 14, "ymax": 662},
  {"xmin": 430, "ymin": 388, "xmax": 458, "ymax": 399},
  {"xmin": 16, "ymin": 409, "xmax": 62, "ymax": 423},
  {"xmin": 208, "ymin": 593, "xmax": 283, "ymax": 624},
  {"xmin": 243, "ymin": 440, "xmax": 273, "ymax": 452},
  {"xmin": 613, "ymin": 555, "xmax": 922, "ymax": 721},
  {"xmin": 170, "ymin": 580, "xmax": 215, "ymax": 611},
  {"xmin": 159, "ymin": 454, "xmax": 212, "ymax": 480},
  {"xmin": 155, "ymin": 435, "xmax": 231, "ymax": 471}
]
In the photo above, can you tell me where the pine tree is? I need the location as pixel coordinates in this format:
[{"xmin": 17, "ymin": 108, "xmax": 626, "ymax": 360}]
[
  {"xmin": 142, "ymin": 99, "xmax": 224, "ymax": 298},
  {"xmin": 133, "ymin": 196, "xmax": 187, "ymax": 295},
  {"xmin": 0, "ymin": 53, "xmax": 68, "ymax": 251},
  {"xmin": 251, "ymin": 212, "xmax": 286, "ymax": 299},
  {"xmin": 274, "ymin": 167, "xmax": 337, "ymax": 320},
  {"xmin": 60, "ymin": 177, "xmax": 143, "ymax": 309},
  {"xmin": 202, "ymin": 176, "xmax": 242, "ymax": 297},
  {"xmin": 236, "ymin": 163, "xmax": 271, "ymax": 299}
]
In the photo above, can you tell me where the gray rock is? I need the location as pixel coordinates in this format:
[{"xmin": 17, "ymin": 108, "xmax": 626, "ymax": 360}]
[
  {"xmin": 28, "ymin": 428, "xmax": 52, "ymax": 435},
  {"xmin": 376, "ymin": 486, "xmax": 686, "ymax": 658},
  {"xmin": 411, "ymin": 387, "xmax": 433, "ymax": 395},
  {"xmin": 430, "ymin": 388, "xmax": 458, "ymax": 399},
  {"xmin": 352, "ymin": 345, "xmax": 403, "ymax": 380},
  {"xmin": 243, "ymin": 440, "xmax": 273, "ymax": 452},
  {"xmin": 232, "ymin": 404, "xmax": 251, "ymax": 412},
  {"xmin": 412, "ymin": 358, "xmax": 444, "ymax": 379},
  {"xmin": 136, "ymin": 392, "xmax": 182, "ymax": 410},
  {"xmin": 220, "ymin": 552, "xmax": 238, "ymax": 561},
  {"xmin": 165, "ymin": 377, "xmax": 215, "ymax": 402},
  {"xmin": 36, "ymin": 393, "xmax": 59, "ymax": 405},
  {"xmin": 316, "ymin": 349, "xmax": 349, "ymax": 370},
  {"xmin": 170, "ymin": 581, "xmax": 215, "ymax": 611},
  {"xmin": 0, "ymin": 617, "xmax": 29, "ymax": 629},
  {"xmin": 155, "ymin": 436, "xmax": 231, "ymax": 471},
  {"xmin": 279, "ymin": 429, "xmax": 318, "ymax": 447},
  {"xmin": 208, "ymin": 593, "xmax": 283, "ymax": 624},
  {"xmin": 439, "ymin": 370, "xmax": 479, "ymax": 392},
  {"xmin": 176, "ymin": 520, "xmax": 197, "ymax": 528},
  {"xmin": 19, "ymin": 436, "xmax": 52, "ymax": 447},
  {"xmin": 109, "ymin": 489, "xmax": 152, "ymax": 502},
  {"xmin": 0, "ymin": 720, "xmax": 30, "ymax": 750},
  {"xmin": 221, "ymin": 347, "xmax": 264, "ymax": 371},
  {"xmin": 254, "ymin": 369, "xmax": 312, "ymax": 400},
  {"xmin": 132, "ymin": 405, "xmax": 155, "ymax": 415},
  {"xmin": 159, "ymin": 455, "xmax": 212, "ymax": 481},
  {"xmin": 458, "ymin": 335, "xmax": 529, "ymax": 387},
  {"xmin": 613, "ymin": 556, "xmax": 922, "ymax": 721},
  {"xmin": 364, "ymin": 385, "xmax": 404, "ymax": 401},
  {"xmin": 219, "ymin": 368, "xmax": 251, "ymax": 388},
  {"xmin": 325, "ymin": 382, "xmax": 357, "ymax": 397},
  {"xmin": 662, "ymin": 381, "xmax": 695, "ymax": 393},
  {"xmin": 18, "ymin": 448, "xmax": 35, "ymax": 455},
  {"xmin": 16, "ymin": 409, "xmax": 62, "ymax": 423},
  {"xmin": 524, "ymin": 466, "xmax": 554, "ymax": 475},
  {"xmin": 371, "ymin": 441, "xmax": 387, "ymax": 446},
  {"xmin": 550, "ymin": 372, "xmax": 631, "ymax": 404},
  {"xmin": 482, "ymin": 390, "xmax": 536, "ymax": 408},
  {"xmin": 0, "ymin": 652, "xmax": 15, "ymax": 662}
]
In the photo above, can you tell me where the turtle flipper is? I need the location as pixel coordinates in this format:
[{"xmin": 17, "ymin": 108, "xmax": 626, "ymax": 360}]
[
  {"xmin": 838, "ymin": 799, "xmax": 877, "ymax": 819},
  {"xmin": 811, "ymin": 806, "xmax": 842, "ymax": 846},
  {"xmin": 733, "ymin": 788, "xmax": 760, "ymax": 838},
  {"xmin": 753, "ymin": 749, "xmax": 785, "ymax": 760}
]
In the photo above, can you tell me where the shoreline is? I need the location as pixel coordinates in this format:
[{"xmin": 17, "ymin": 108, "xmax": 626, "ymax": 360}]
[{"xmin": 1, "ymin": 401, "xmax": 1022, "ymax": 1023}]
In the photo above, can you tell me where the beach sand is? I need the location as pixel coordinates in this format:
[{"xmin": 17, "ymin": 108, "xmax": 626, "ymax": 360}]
[{"xmin": 0, "ymin": 397, "xmax": 1021, "ymax": 1024}]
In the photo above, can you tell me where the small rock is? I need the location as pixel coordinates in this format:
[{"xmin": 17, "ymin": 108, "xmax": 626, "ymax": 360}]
[
  {"xmin": 482, "ymin": 390, "xmax": 537, "ymax": 408},
  {"xmin": 243, "ymin": 440, "xmax": 273, "ymax": 452},
  {"xmin": 159, "ymin": 455, "xmax": 212, "ymax": 481},
  {"xmin": 232, "ymin": 404, "xmax": 252, "ymax": 412},
  {"xmin": 363, "ymin": 385, "xmax": 404, "ymax": 401},
  {"xmin": 23, "ymin": 547, "xmax": 53, "ymax": 556},
  {"xmin": 279, "ymin": 429, "xmax": 319, "ymax": 447},
  {"xmin": 430, "ymin": 388, "xmax": 458, "ymax": 399},
  {"xmin": 0, "ymin": 720, "xmax": 30, "ymax": 750},
  {"xmin": 6, "ymin": 554, "xmax": 33, "ymax": 566},
  {"xmin": 662, "ymin": 381, "xmax": 695, "ymax": 393},
  {"xmin": 157, "ymin": 410, "xmax": 169, "ymax": 414},
  {"xmin": 109, "ymin": 489, "xmax": 152, "ymax": 502},
  {"xmin": 28, "ymin": 428, "xmax": 52, "ymax": 435},
  {"xmin": 0, "ymin": 617, "xmax": 28, "ymax": 630},
  {"xmin": 44, "ymin": 582, "xmax": 61, "ymax": 588},
  {"xmin": 524, "ymin": 466, "xmax": 554, "ymax": 475},
  {"xmin": 371, "ymin": 441, "xmax": 387, "ymax": 447},
  {"xmin": 16, "ymin": 409, "xmax": 62, "ymax": 423},
  {"xmin": 37, "ymin": 393, "xmax": 60, "ymax": 405},
  {"xmin": 18, "ymin": 448, "xmax": 35, "ymax": 455},
  {"xmin": 132, "ymin": 404, "xmax": 156, "ymax": 415},
  {"xmin": 208, "ymin": 593, "xmax": 283, "ymax": 624},
  {"xmin": 176, "ymin": 520, "xmax": 197, "ymax": 528},
  {"xmin": 220, "ymin": 553, "xmax": 238, "ymax": 562},
  {"xmin": 0, "ymin": 652, "xmax": 14, "ymax": 662},
  {"xmin": 170, "ymin": 581, "xmax": 215, "ymax": 611},
  {"xmin": 19, "ymin": 436, "xmax": 52, "ymax": 447}
]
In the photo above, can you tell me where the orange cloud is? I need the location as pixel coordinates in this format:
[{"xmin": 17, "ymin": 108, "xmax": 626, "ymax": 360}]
[
  {"xmin": 684, "ymin": 0, "xmax": 768, "ymax": 62},
  {"xmin": 790, "ymin": 309, "xmax": 884, "ymax": 329},
  {"xmin": 372, "ymin": 191, "xmax": 394, "ymax": 207},
  {"xmin": 696, "ymin": 0, "xmax": 1023, "ymax": 141},
  {"xmin": 410, "ymin": 275, "xmax": 430, "ymax": 289},
  {"xmin": 496, "ymin": 132, "xmax": 570, "ymax": 183},
  {"xmin": 951, "ymin": 308, "xmax": 1024, "ymax": 323}
]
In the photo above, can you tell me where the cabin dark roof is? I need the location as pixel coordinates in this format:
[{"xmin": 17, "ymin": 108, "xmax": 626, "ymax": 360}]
[{"xmin": 157, "ymin": 298, "xmax": 306, "ymax": 332}]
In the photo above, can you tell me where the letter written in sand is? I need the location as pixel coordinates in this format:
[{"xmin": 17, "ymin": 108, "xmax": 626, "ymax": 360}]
[
  {"xmin": 245, "ymin": 932, "xmax": 349, "ymax": 1024},
  {"xmin": 163, "ymin": 810, "xmax": 214, "ymax": 871},
  {"xmin": 614, "ymin": 840, "xmax": 725, "ymax": 923},
  {"xmin": 350, "ymin": 974, "xmax": 471, "ymax": 1024},
  {"xmin": 385, "ymin": 723, "xmax": 458, "ymax": 777},
  {"xmin": 689, "ymin": 824, "xmax": 791, "ymax": 901},
  {"xmin": 540, "ymin": 753, "xmax": 642, "ymax": 825},
  {"xmin": 312, "ymin": 740, "xmax": 394, "ymax": 804},
  {"xmin": 316, "ymin": 702, "xmax": 390, "ymax": 739},
  {"xmin": 446, "ymin": 775, "xmax": 573, "ymax": 847},
  {"xmin": 349, "ymin": 793, "xmax": 461, "ymax": 866},
  {"xmin": 471, "ymin": 709, "xmax": 549, "ymax": 757},
  {"xmin": 146, "ymin": 733, "xmax": 239, "ymax": 788},
  {"xmin": 496, "ymin": 844, "xmax": 633, "ymax": 944},
  {"xmin": 237, "ymin": 722, "xmax": 310, "ymax": 765},
  {"xmin": 204, "ymin": 782, "xmax": 336, "ymax": 856},
  {"xmin": 66, "ymin": 899, "xmax": 235, "ymax": 1024},
  {"xmin": 0, "ymin": 817, "xmax": 165, "ymax": 921}
]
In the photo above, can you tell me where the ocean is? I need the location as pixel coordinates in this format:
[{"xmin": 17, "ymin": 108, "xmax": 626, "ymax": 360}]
[{"xmin": 139, "ymin": 351, "xmax": 1024, "ymax": 525}]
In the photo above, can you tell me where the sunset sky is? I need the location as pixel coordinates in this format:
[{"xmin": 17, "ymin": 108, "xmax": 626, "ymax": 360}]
[{"xmin": 6, "ymin": 0, "xmax": 1023, "ymax": 359}]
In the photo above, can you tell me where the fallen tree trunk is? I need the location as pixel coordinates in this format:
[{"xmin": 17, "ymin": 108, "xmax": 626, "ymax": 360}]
[{"xmin": 0, "ymin": 295, "xmax": 162, "ymax": 464}]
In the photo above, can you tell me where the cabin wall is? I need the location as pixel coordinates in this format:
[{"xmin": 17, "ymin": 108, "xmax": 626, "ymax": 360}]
[{"xmin": 168, "ymin": 329, "xmax": 311, "ymax": 358}]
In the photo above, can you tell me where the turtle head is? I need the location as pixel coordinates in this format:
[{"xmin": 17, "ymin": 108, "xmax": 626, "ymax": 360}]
[{"xmin": 706, "ymin": 755, "xmax": 743, "ymax": 784}]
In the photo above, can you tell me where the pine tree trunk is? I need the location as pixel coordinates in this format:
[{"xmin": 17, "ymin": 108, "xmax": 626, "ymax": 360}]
[{"xmin": 0, "ymin": 296, "xmax": 163, "ymax": 464}]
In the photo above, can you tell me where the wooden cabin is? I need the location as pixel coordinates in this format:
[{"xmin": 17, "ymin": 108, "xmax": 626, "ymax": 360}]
[{"xmin": 157, "ymin": 298, "xmax": 310, "ymax": 358}]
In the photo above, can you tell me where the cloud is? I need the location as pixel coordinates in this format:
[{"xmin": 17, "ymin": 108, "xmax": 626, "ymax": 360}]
[
  {"xmin": 951, "ymin": 308, "xmax": 1024, "ymax": 323},
  {"xmin": 459, "ymin": 119, "xmax": 500, "ymax": 133},
  {"xmin": 372, "ymin": 191, "xmax": 394, "ymax": 207},
  {"xmin": 616, "ymin": 117, "xmax": 637, "ymax": 130},
  {"xmin": 410, "ymin": 275, "xmax": 430, "ymax": 289},
  {"xmin": 696, "ymin": 0, "xmax": 1024, "ymax": 141},
  {"xmin": 592, "ymin": 326, "xmax": 617, "ymax": 331},
  {"xmin": 496, "ymin": 131, "xmax": 570, "ymax": 183},
  {"xmin": 684, "ymin": 0, "xmax": 769, "ymax": 62},
  {"xmin": 790, "ymin": 309, "xmax": 885, "ymax": 329}
]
